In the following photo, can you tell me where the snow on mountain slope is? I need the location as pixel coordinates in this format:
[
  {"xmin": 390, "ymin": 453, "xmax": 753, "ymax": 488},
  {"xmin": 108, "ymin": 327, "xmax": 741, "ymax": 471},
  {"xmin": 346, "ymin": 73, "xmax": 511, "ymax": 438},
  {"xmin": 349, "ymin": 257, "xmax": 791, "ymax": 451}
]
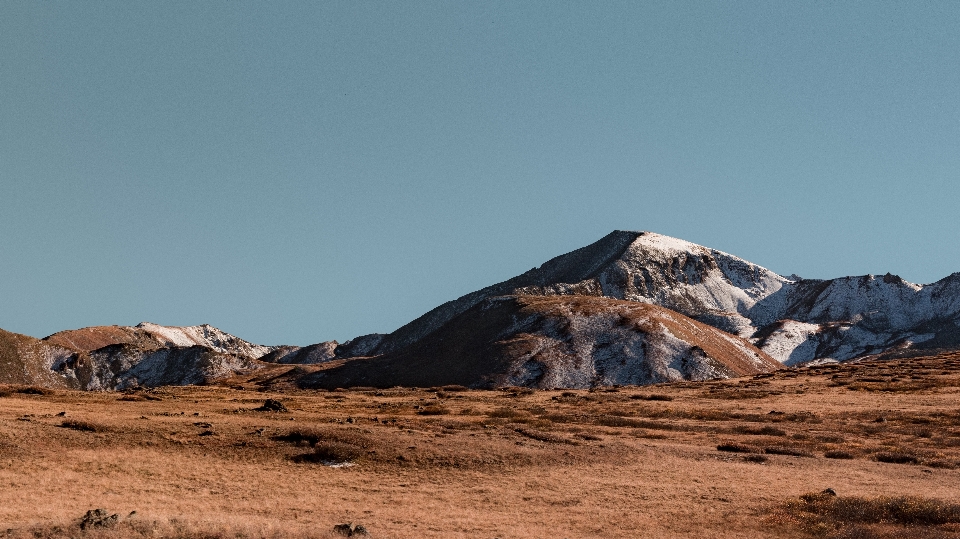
[{"xmin": 293, "ymin": 295, "xmax": 780, "ymax": 390}]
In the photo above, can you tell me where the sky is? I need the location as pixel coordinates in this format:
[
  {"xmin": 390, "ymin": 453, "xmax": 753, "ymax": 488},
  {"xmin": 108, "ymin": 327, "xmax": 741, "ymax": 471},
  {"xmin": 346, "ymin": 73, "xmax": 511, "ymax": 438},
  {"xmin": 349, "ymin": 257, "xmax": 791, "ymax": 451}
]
[{"xmin": 2, "ymin": 1, "xmax": 959, "ymax": 346}]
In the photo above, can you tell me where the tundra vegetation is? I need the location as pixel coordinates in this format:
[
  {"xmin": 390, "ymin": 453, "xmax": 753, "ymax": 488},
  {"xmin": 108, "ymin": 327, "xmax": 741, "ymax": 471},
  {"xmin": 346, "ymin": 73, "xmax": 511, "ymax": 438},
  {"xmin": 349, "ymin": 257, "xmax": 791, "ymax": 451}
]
[{"xmin": 2, "ymin": 352, "xmax": 960, "ymax": 538}]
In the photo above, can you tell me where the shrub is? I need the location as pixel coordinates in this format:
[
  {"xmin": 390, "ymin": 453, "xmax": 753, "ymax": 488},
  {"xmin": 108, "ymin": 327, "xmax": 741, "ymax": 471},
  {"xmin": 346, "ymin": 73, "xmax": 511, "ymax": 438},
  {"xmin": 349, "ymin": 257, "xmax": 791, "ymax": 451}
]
[
  {"xmin": 764, "ymin": 446, "xmax": 813, "ymax": 457},
  {"xmin": 734, "ymin": 425, "xmax": 786, "ymax": 436},
  {"xmin": 629, "ymin": 394, "xmax": 674, "ymax": 401},
  {"xmin": 60, "ymin": 419, "xmax": 106, "ymax": 433},
  {"xmin": 275, "ymin": 428, "xmax": 323, "ymax": 446},
  {"xmin": 824, "ymin": 450, "xmax": 854, "ymax": 459},
  {"xmin": 417, "ymin": 404, "xmax": 450, "ymax": 415},
  {"xmin": 786, "ymin": 492, "xmax": 960, "ymax": 526},
  {"xmin": 874, "ymin": 452, "xmax": 920, "ymax": 465},
  {"xmin": 487, "ymin": 407, "xmax": 531, "ymax": 420}
]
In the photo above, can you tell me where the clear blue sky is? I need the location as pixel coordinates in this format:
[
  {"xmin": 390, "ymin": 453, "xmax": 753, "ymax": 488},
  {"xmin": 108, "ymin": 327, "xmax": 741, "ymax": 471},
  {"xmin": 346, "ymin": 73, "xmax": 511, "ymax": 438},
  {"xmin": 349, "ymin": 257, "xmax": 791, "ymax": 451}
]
[{"xmin": 2, "ymin": 2, "xmax": 958, "ymax": 345}]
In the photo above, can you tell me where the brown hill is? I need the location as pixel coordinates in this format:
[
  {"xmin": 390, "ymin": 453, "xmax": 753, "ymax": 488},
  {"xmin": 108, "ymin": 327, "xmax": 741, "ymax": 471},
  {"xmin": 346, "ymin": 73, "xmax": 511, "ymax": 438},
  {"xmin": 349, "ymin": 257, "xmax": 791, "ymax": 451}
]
[{"xmin": 293, "ymin": 295, "xmax": 780, "ymax": 389}]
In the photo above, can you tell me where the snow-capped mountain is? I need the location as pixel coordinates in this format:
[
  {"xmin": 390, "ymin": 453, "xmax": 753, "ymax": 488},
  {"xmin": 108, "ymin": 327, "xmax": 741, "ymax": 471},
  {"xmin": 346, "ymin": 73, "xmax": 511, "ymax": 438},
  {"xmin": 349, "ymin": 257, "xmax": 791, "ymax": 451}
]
[
  {"xmin": 4, "ymin": 230, "xmax": 959, "ymax": 391},
  {"xmin": 351, "ymin": 231, "xmax": 960, "ymax": 366}
]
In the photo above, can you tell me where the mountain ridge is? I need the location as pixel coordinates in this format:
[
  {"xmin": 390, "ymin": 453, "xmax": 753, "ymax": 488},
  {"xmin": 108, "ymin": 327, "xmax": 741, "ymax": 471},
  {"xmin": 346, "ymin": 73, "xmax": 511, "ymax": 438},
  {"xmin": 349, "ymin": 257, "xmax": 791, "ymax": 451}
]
[{"xmin": 3, "ymin": 230, "xmax": 960, "ymax": 390}]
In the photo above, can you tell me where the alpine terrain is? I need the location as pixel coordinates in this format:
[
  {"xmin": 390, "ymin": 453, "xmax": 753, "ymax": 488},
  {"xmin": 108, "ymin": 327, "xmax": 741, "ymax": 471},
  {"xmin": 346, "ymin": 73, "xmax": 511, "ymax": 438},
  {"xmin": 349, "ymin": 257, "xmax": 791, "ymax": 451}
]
[{"xmin": 2, "ymin": 230, "xmax": 959, "ymax": 390}]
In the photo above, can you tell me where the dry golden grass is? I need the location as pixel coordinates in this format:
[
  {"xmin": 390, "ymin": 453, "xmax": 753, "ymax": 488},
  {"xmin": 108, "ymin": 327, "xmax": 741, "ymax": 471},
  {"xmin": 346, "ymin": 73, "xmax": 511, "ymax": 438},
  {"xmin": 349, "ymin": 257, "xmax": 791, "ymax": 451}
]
[{"xmin": 1, "ymin": 352, "xmax": 960, "ymax": 537}]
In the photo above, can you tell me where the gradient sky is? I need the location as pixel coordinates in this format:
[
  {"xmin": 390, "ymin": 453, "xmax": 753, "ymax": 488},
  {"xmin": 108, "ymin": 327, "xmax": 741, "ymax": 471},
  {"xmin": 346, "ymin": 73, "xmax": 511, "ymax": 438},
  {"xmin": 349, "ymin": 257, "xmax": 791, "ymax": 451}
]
[{"xmin": 2, "ymin": 2, "xmax": 959, "ymax": 346}]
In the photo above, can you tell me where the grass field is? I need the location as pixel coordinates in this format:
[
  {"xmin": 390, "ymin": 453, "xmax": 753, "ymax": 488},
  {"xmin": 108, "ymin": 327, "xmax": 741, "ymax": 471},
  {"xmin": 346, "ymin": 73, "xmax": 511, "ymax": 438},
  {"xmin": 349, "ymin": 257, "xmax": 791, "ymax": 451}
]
[{"xmin": 2, "ymin": 352, "xmax": 960, "ymax": 538}]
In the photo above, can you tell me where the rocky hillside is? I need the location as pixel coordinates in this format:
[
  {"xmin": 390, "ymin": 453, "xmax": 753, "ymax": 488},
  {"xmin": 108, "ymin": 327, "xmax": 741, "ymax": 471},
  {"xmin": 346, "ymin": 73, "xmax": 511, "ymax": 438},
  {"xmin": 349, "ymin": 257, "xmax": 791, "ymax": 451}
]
[
  {"xmin": 0, "ymin": 328, "xmax": 75, "ymax": 387},
  {"xmin": 1, "ymin": 323, "xmax": 275, "ymax": 390},
  {"xmin": 293, "ymin": 294, "xmax": 780, "ymax": 390},
  {"xmin": 45, "ymin": 322, "xmax": 275, "ymax": 360}
]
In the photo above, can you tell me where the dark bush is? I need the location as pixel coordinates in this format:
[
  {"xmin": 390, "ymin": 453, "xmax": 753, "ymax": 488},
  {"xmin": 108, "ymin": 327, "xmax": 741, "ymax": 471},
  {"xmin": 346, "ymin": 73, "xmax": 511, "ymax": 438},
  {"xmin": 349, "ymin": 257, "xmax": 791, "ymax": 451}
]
[
  {"xmin": 417, "ymin": 404, "xmax": 450, "ymax": 415},
  {"xmin": 596, "ymin": 416, "xmax": 674, "ymax": 430},
  {"xmin": 717, "ymin": 442, "xmax": 753, "ymax": 453},
  {"xmin": 629, "ymin": 394, "xmax": 674, "ymax": 401},
  {"xmin": 60, "ymin": 419, "xmax": 105, "ymax": 432},
  {"xmin": 734, "ymin": 425, "xmax": 786, "ymax": 436},
  {"xmin": 874, "ymin": 452, "xmax": 920, "ymax": 465},
  {"xmin": 764, "ymin": 446, "xmax": 813, "ymax": 457},
  {"xmin": 788, "ymin": 492, "xmax": 960, "ymax": 526}
]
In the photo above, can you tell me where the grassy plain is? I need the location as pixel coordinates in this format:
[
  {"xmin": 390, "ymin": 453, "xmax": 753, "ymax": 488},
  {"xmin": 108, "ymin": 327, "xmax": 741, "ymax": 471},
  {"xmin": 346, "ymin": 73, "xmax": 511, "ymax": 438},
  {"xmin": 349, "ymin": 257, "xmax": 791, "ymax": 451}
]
[{"xmin": 2, "ymin": 352, "xmax": 960, "ymax": 538}]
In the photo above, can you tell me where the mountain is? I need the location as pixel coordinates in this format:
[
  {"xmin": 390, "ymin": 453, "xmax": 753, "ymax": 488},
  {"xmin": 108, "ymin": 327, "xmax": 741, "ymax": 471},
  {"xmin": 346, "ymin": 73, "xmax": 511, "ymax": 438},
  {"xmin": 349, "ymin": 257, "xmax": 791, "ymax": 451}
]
[
  {"xmin": 0, "ymin": 322, "xmax": 277, "ymax": 390},
  {"xmin": 290, "ymin": 294, "xmax": 780, "ymax": 390},
  {"xmin": 4, "ymin": 230, "xmax": 959, "ymax": 391},
  {"xmin": 342, "ymin": 231, "xmax": 960, "ymax": 366},
  {"xmin": 44, "ymin": 322, "xmax": 275, "ymax": 360}
]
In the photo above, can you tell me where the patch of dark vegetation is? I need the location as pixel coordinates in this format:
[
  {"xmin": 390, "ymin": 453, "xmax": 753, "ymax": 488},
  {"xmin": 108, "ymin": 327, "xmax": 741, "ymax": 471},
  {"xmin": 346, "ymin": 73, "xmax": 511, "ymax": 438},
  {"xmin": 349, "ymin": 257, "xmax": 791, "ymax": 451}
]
[
  {"xmin": 487, "ymin": 407, "xmax": 533, "ymax": 421},
  {"xmin": 7, "ymin": 386, "xmax": 50, "ymax": 396},
  {"xmin": 275, "ymin": 428, "xmax": 322, "ymax": 446},
  {"xmin": 824, "ymin": 450, "xmax": 855, "ymax": 460},
  {"xmin": 60, "ymin": 419, "xmax": 106, "ymax": 433},
  {"xmin": 595, "ymin": 415, "xmax": 674, "ymax": 430},
  {"xmin": 717, "ymin": 442, "xmax": 754, "ymax": 453},
  {"xmin": 873, "ymin": 452, "xmax": 920, "ymax": 465},
  {"xmin": 417, "ymin": 404, "xmax": 450, "ymax": 415},
  {"xmin": 734, "ymin": 425, "xmax": 787, "ymax": 436},
  {"xmin": 629, "ymin": 394, "xmax": 674, "ymax": 401},
  {"xmin": 703, "ymin": 389, "xmax": 772, "ymax": 400},
  {"xmin": 514, "ymin": 427, "xmax": 577, "ymax": 445},
  {"xmin": 286, "ymin": 428, "xmax": 377, "ymax": 464},
  {"xmin": 777, "ymin": 491, "xmax": 960, "ymax": 538},
  {"xmin": 79, "ymin": 508, "xmax": 119, "ymax": 530},
  {"xmin": 764, "ymin": 446, "xmax": 813, "ymax": 457},
  {"xmin": 255, "ymin": 399, "xmax": 289, "ymax": 412}
]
